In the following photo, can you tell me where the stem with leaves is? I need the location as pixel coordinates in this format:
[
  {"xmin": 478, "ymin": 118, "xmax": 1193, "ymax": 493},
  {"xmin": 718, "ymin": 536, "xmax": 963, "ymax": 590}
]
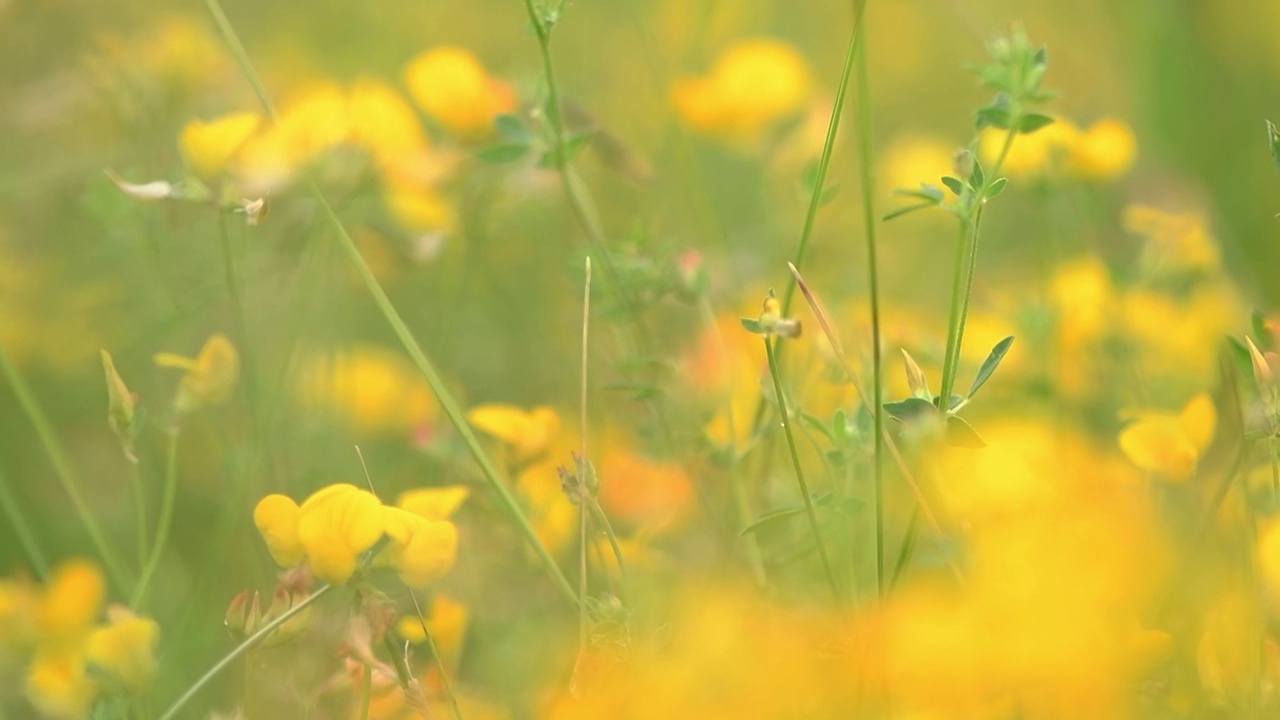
[{"xmin": 132, "ymin": 428, "xmax": 181, "ymax": 610}]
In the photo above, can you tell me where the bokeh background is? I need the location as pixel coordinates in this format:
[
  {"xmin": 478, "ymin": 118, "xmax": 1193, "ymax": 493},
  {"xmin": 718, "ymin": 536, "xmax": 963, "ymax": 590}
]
[{"xmin": 2, "ymin": 0, "xmax": 1280, "ymax": 718}]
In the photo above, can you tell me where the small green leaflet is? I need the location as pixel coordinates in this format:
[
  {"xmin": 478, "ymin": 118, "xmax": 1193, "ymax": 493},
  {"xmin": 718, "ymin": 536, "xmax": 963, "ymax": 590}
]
[{"xmin": 968, "ymin": 336, "xmax": 1015, "ymax": 398}]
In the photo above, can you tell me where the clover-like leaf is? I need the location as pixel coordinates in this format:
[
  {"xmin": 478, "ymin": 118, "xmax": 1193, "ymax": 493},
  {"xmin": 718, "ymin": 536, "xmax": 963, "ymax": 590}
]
[{"xmin": 968, "ymin": 336, "xmax": 1015, "ymax": 398}]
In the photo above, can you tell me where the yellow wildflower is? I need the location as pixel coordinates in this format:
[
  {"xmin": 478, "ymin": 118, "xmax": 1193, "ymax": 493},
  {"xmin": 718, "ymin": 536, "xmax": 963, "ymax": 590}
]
[
  {"xmin": 297, "ymin": 346, "xmax": 437, "ymax": 436},
  {"xmin": 1124, "ymin": 204, "xmax": 1220, "ymax": 272},
  {"xmin": 396, "ymin": 486, "xmax": 470, "ymax": 521},
  {"xmin": 467, "ymin": 405, "xmax": 561, "ymax": 464},
  {"xmin": 347, "ymin": 77, "xmax": 430, "ymax": 169},
  {"xmin": 234, "ymin": 82, "xmax": 350, "ymax": 191},
  {"xmin": 254, "ymin": 484, "xmax": 386, "ymax": 585},
  {"xmin": 84, "ymin": 608, "xmax": 159, "ymax": 692},
  {"xmin": 1118, "ymin": 393, "xmax": 1216, "ymax": 481},
  {"xmin": 672, "ymin": 39, "xmax": 811, "ymax": 144},
  {"xmin": 1068, "ymin": 118, "xmax": 1137, "ymax": 181},
  {"xmin": 25, "ymin": 650, "xmax": 97, "ymax": 720},
  {"xmin": 379, "ymin": 507, "xmax": 459, "ymax": 588},
  {"xmin": 979, "ymin": 118, "xmax": 1080, "ymax": 177},
  {"xmin": 0, "ymin": 574, "xmax": 37, "ymax": 652},
  {"xmin": 383, "ymin": 181, "xmax": 455, "ymax": 233},
  {"xmin": 403, "ymin": 47, "xmax": 516, "ymax": 139},
  {"xmin": 37, "ymin": 560, "xmax": 105, "ymax": 648},
  {"xmin": 154, "ymin": 334, "xmax": 239, "ymax": 414},
  {"xmin": 396, "ymin": 594, "xmax": 469, "ymax": 660},
  {"xmin": 179, "ymin": 112, "xmax": 262, "ymax": 178}
]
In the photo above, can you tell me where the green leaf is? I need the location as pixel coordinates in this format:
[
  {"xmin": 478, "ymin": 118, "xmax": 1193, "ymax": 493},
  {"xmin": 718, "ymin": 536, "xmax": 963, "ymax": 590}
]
[
  {"xmin": 740, "ymin": 317, "xmax": 764, "ymax": 334},
  {"xmin": 476, "ymin": 143, "xmax": 530, "ymax": 164},
  {"xmin": 565, "ymin": 131, "xmax": 595, "ymax": 161},
  {"xmin": 494, "ymin": 113, "xmax": 532, "ymax": 143},
  {"xmin": 1017, "ymin": 114, "xmax": 1055, "ymax": 134},
  {"xmin": 884, "ymin": 202, "xmax": 935, "ymax": 221},
  {"xmin": 800, "ymin": 412, "xmax": 836, "ymax": 443},
  {"xmin": 1032, "ymin": 47, "xmax": 1048, "ymax": 69},
  {"xmin": 883, "ymin": 397, "xmax": 938, "ymax": 423},
  {"xmin": 984, "ymin": 177, "xmax": 1009, "ymax": 199},
  {"xmin": 940, "ymin": 176, "xmax": 966, "ymax": 196},
  {"xmin": 968, "ymin": 159, "xmax": 985, "ymax": 191},
  {"xmin": 893, "ymin": 184, "xmax": 944, "ymax": 203},
  {"xmin": 1268, "ymin": 120, "xmax": 1280, "ymax": 170},
  {"xmin": 968, "ymin": 336, "xmax": 1015, "ymax": 398},
  {"xmin": 945, "ymin": 415, "xmax": 986, "ymax": 449},
  {"xmin": 739, "ymin": 493, "xmax": 833, "ymax": 536}
]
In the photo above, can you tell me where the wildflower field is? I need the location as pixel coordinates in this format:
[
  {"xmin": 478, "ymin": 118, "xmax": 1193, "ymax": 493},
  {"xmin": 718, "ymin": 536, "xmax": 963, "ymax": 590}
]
[{"xmin": 4, "ymin": 0, "xmax": 1280, "ymax": 717}]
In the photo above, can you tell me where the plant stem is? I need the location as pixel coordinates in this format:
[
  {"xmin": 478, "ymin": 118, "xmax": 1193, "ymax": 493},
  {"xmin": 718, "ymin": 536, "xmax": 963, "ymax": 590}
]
[
  {"xmin": 358, "ymin": 663, "xmax": 373, "ymax": 720},
  {"xmin": 200, "ymin": 0, "xmax": 578, "ymax": 609},
  {"xmin": 588, "ymin": 499, "xmax": 629, "ymax": 598},
  {"xmin": 130, "ymin": 461, "xmax": 149, "ymax": 570},
  {"xmin": 157, "ymin": 584, "xmax": 332, "ymax": 720},
  {"xmin": 763, "ymin": 337, "xmax": 842, "ymax": 605},
  {"xmin": 578, "ymin": 256, "xmax": 591, "ymax": 655},
  {"xmin": 409, "ymin": 590, "xmax": 464, "ymax": 720},
  {"xmin": 132, "ymin": 428, "xmax": 180, "ymax": 610},
  {"xmin": 216, "ymin": 211, "xmax": 261, "ymax": 437},
  {"xmin": 0, "ymin": 468, "xmax": 50, "ymax": 578},
  {"xmin": 852, "ymin": 0, "xmax": 884, "ymax": 597},
  {"xmin": 0, "ymin": 343, "xmax": 129, "ymax": 592},
  {"xmin": 1269, "ymin": 436, "xmax": 1279, "ymax": 493}
]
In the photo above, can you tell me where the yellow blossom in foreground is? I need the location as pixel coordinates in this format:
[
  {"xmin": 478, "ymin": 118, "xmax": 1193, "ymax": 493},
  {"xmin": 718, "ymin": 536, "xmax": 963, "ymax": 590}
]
[
  {"xmin": 403, "ymin": 47, "xmax": 515, "ymax": 139},
  {"xmin": 254, "ymin": 484, "xmax": 385, "ymax": 585},
  {"xmin": 179, "ymin": 112, "xmax": 262, "ymax": 178},
  {"xmin": 297, "ymin": 346, "xmax": 437, "ymax": 436},
  {"xmin": 155, "ymin": 333, "xmax": 240, "ymax": 414},
  {"xmin": 84, "ymin": 608, "xmax": 159, "ymax": 692},
  {"xmin": 671, "ymin": 38, "xmax": 812, "ymax": 144},
  {"xmin": 396, "ymin": 486, "xmax": 470, "ymax": 521},
  {"xmin": 468, "ymin": 405, "xmax": 562, "ymax": 464},
  {"xmin": 379, "ymin": 507, "xmax": 459, "ymax": 588},
  {"xmin": 1118, "ymin": 393, "xmax": 1216, "ymax": 481}
]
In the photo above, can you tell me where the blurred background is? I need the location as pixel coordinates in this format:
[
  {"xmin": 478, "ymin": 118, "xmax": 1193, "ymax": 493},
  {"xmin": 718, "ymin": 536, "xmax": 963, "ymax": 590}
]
[{"xmin": 2, "ymin": 0, "xmax": 1280, "ymax": 717}]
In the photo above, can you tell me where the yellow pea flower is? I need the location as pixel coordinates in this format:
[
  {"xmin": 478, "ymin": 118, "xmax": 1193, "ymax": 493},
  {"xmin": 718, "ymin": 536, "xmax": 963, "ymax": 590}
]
[
  {"xmin": 979, "ymin": 118, "xmax": 1080, "ymax": 177},
  {"xmin": 467, "ymin": 405, "xmax": 561, "ymax": 464},
  {"xmin": 1123, "ymin": 204, "xmax": 1220, "ymax": 273},
  {"xmin": 671, "ymin": 38, "xmax": 811, "ymax": 144},
  {"xmin": 253, "ymin": 494, "xmax": 305, "ymax": 568},
  {"xmin": 179, "ymin": 112, "xmax": 262, "ymax": 178},
  {"xmin": 84, "ymin": 608, "xmax": 160, "ymax": 692},
  {"xmin": 37, "ymin": 559, "xmax": 105, "ymax": 648},
  {"xmin": 383, "ymin": 181, "xmax": 455, "ymax": 233},
  {"xmin": 396, "ymin": 486, "xmax": 470, "ymax": 521},
  {"xmin": 155, "ymin": 334, "xmax": 240, "ymax": 414},
  {"xmin": 25, "ymin": 650, "xmax": 98, "ymax": 720},
  {"xmin": 1068, "ymin": 118, "xmax": 1137, "ymax": 181},
  {"xmin": 348, "ymin": 77, "xmax": 430, "ymax": 168},
  {"xmin": 297, "ymin": 345, "xmax": 437, "ymax": 436},
  {"xmin": 234, "ymin": 82, "xmax": 350, "ymax": 192},
  {"xmin": 403, "ymin": 47, "xmax": 516, "ymax": 139},
  {"xmin": 0, "ymin": 574, "xmax": 37, "ymax": 652},
  {"xmin": 296, "ymin": 484, "xmax": 386, "ymax": 585},
  {"xmin": 1118, "ymin": 393, "xmax": 1216, "ymax": 481},
  {"xmin": 396, "ymin": 594, "xmax": 469, "ymax": 659},
  {"xmin": 379, "ymin": 507, "xmax": 459, "ymax": 588}
]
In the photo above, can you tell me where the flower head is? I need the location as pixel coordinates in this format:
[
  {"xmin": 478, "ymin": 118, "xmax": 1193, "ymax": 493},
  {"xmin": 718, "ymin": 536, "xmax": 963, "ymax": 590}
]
[
  {"xmin": 1118, "ymin": 393, "xmax": 1216, "ymax": 481},
  {"xmin": 672, "ymin": 38, "xmax": 812, "ymax": 144},
  {"xmin": 467, "ymin": 404, "xmax": 561, "ymax": 464},
  {"xmin": 403, "ymin": 47, "xmax": 515, "ymax": 139},
  {"xmin": 84, "ymin": 607, "xmax": 159, "ymax": 692},
  {"xmin": 179, "ymin": 112, "xmax": 262, "ymax": 178},
  {"xmin": 154, "ymin": 334, "xmax": 240, "ymax": 414}
]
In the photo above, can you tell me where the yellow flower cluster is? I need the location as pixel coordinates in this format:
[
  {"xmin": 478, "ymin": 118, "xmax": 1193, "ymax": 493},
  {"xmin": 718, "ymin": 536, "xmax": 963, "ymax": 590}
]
[
  {"xmin": 671, "ymin": 38, "xmax": 812, "ymax": 145},
  {"xmin": 154, "ymin": 333, "xmax": 240, "ymax": 415},
  {"xmin": 980, "ymin": 116, "xmax": 1137, "ymax": 181},
  {"xmin": 0, "ymin": 560, "xmax": 159, "ymax": 720},
  {"xmin": 253, "ymin": 483, "xmax": 465, "ymax": 587},
  {"xmin": 296, "ymin": 345, "xmax": 438, "ymax": 438}
]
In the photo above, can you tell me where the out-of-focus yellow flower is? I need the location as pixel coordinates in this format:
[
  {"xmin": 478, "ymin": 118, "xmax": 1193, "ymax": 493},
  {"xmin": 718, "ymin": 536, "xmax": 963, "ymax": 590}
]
[
  {"xmin": 139, "ymin": 16, "xmax": 224, "ymax": 88},
  {"xmin": 1068, "ymin": 118, "xmax": 1137, "ymax": 181},
  {"xmin": 1118, "ymin": 393, "xmax": 1216, "ymax": 481},
  {"xmin": 155, "ymin": 334, "xmax": 240, "ymax": 414},
  {"xmin": 1196, "ymin": 588, "xmax": 1271, "ymax": 704},
  {"xmin": 84, "ymin": 608, "xmax": 159, "ymax": 692},
  {"xmin": 598, "ymin": 448, "xmax": 694, "ymax": 529},
  {"xmin": 1257, "ymin": 520, "xmax": 1280, "ymax": 600},
  {"xmin": 1120, "ymin": 286, "xmax": 1241, "ymax": 392},
  {"xmin": 235, "ymin": 82, "xmax": 350, "ymax": 191},
  {"xmin": 1050, "ymin": 256, "xmax": 1116, "ymax": 398},
  {"xmin": 383, "ymin": 182, "xmax": 455, "ymax": 233},
  {"xmin": 179, "ymin": 112, "xmax": 262, "ymax": 178},
  {"xmin": 1124, "ymin": 204, "xmax": 1220, "ymax": 272},
  {"xmin": 254, "ymin": 484, "xmax": 385, "ymax": 585},
  {"xmin": 878, "ymin": 135, "xmax": 956, "ymax": 199},
  {"xmin": 396, "ymin": 486, "xmax": 470, "ymax": 521},
  {"xmin": 672, "ymin": 38, "xmax": 812, "ymax": 144},
  {"xmin": 25, "ymin": 650, "xmax": 97, "ymax": 720},
  {"xmin": 348, "ymin": 78, "xmax": 430, "ymax": 170},
  {"xmin": 396, "ymin": 594, "xmax": 469, "ymax": 660},
  {"xmin": 468, "ymin": 405, "xmax": 561, "ymax": 465},
  {"xmin": 980, "ymin": 117, "xmax": 1080, "ymax": 177},
  {"xmin": 403, "ymin": 47, "xmax": 516, "ymax": 139},
  {"xmin": 297, "ymin": 346, "xmax": 437, "ymax": 436},
  {"xmin": 0, "ymin": 575, "xmax": 37, "ymax": 652},
  {"xmin": 37, "ymin": 560, "xmax": 105, "ymax": 649},
  {"xmin": 379, "ymin": 507, "xmax": 458, "ymax": 588}
]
